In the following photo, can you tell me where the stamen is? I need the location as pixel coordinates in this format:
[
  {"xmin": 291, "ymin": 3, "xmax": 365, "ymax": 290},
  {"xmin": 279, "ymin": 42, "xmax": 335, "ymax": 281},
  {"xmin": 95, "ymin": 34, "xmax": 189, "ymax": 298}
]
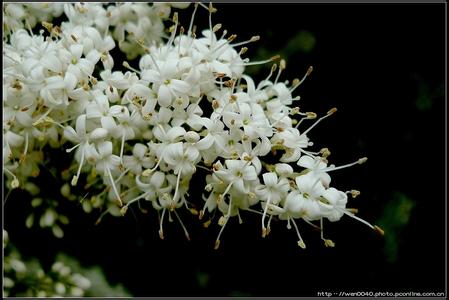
[
  {"xmin": 321, "ymin": 157, "xmax": 367, "ymax": 173},
  {"xmin": 5, "ymin": 168, "xmax": 19, "ymax": 189},
  {"xmin": 174, "ymin": 210, "xmax": 190, "ymax": 241},
  {"xmin": 20, "ymin": 132, "xmax": 29, "ymax": 162},
  {"xmin": 214, "ymin": 195, "xmax": 233, "ymax": 250},
  {"xmin": 301, "ymin": 107, "xmax": 337, "ymax": 136},
  {"xmin": 237, "ymin": 210, "xmax": 243, "ymax": 224},
  {"xmin": 114, "ymin": 168, "xmax": 130, "ymax": 184},
  {"xmin": 261, "ymin": 194, "xmax": 272, "ymax": 237},
  {"xmin": 95, "ymin": 208, "xmax": 110, "ymax": 225},
  {"xmin": 106, "ymin": 167, "xmax": 123, "ymax": 207},
  {"xmin": 242, "ymin": 55, "xmax": 280, "ymax": 66},
  {"xmin": 71, "ymin": 147, "xmax": 86, "ymax": 186},
  {"xmin": 66, "ymin": 142, "xmax": 81, "ymax": 153},
  {"xmin": 159, "ymin": 208, "xmax": 166, "ymax": 239},
  {"xmin": 274, "ymin": 59, "xmax": 286, "ymax": 84},
  {"xmin": 374, "ymin": 225, "xmax": 385, "ymax": 236},
  {"xmin": 291, "ymin": 217, "xmax": 306, "ymax": 249},
  {"xmin": 121, "ymin": 191, "xmax": 150, "ymax": 212},
  {"xmin": 122, "ymin": 61, "xmax": 141, "ymax": 75},
  {"xmin": 290, "ymin": 66, "xmax": 313, "ymax": 93},
  {"xmin": 340, "ymin": 209, "xmax": 375, "ymax": 230},
  {"xmin": 33, "ymin": 108, "xmax": 53, "ymax": 126},
  {"xmin": 119, "ymin": 132, "xmax": 126, "ymax": 163},
  {"xmin": 230, "ymin": 35, "xmax": 260, "ymax": 48},
  {"xmin": 167, "ymin": 12, "xmax": 179, "ymax": 48},
  {"xmin": 172, "ymin": 171, "xmax": 182, "ymax": 204},
  {"xmin": 187, "ymin": 3, "xmax": 199, "ymax": 36},
  {"xmin": 320, "ymin": 218, "xmax": 335, "ymax": 247}
]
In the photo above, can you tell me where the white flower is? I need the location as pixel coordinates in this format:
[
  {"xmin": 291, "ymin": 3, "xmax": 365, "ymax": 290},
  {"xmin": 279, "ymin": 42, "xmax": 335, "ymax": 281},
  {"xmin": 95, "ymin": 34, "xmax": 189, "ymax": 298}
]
[
  {"xmin": 141, "ymin": 58, "xmax": 190, "ymax": 107},
  {"xmin": 123, "ymin": 143, "xmax": 155, "ymax": 175},
  {"xmin": 214, "ymin": 159, "xmax": 258, "ymax": 194},
  {"xmin": 255, "ymin": 172, "xmax": 290, "ymax": 237},
  {"xmin": 86, "ymin": 141, "xmax": 123, "ymax": 206}
]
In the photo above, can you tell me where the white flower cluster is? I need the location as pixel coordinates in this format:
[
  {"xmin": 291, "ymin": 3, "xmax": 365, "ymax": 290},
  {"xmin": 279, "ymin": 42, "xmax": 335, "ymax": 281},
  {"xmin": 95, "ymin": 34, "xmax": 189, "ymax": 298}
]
[{"xmin": 3, "ymin": 3, "xmax": 383, "ymax": 249}]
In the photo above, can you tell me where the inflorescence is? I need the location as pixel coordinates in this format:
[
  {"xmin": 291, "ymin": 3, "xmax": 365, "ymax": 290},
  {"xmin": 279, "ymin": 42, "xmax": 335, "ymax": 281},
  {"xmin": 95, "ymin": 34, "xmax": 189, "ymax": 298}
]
[{"xmin": 3, "ymin": 2, "xmax": 383, "ymax": 249}]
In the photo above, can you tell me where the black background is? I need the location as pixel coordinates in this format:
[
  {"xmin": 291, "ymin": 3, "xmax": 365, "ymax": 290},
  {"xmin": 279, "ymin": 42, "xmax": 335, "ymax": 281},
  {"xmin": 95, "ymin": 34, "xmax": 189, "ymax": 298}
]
[{"xmin": 4, "ymin": 3, "xmax": 445, "ymax": 297}]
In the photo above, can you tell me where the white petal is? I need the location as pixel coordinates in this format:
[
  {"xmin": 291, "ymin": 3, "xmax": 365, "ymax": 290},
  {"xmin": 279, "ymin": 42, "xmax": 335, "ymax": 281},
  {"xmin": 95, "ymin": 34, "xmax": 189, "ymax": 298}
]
[
  {"xmin": 196, "ymin": 134, "xmax": 214, "ymax": 150},
  {"xmin": 164, "ymin": 142, "xmax": 183, "ymax": 165},
  {"xmin": 75, "ymin": 114, "xmax": 87, "ymax": 136},
  {"xmin": 97, "ymin": 141, "xmax": 113, "ymax": 157},
  {"xmin": 263, "ymin": 172, "xmax": 278, "ymax": 186},
  {"xmin": 89, "ymin": 128, "xmax": 108, "ymax": 140},
  {"xmin": 41, "ymin": 54, "xmax": 62, "ymax": 73},
  {"xmin": 70, "ymin": 44, "xmax": 84, "ymax": 59},
  {"xmin": 64, "ymin": 72, "xmax": 78, "ymax": 91},
  {"xmin": 147, "ymin": 172, "xmax": 163, "ymax": 189},
  {"xmin": 170, "ymin": 79, "xmax": 190, "ymax": 94},
  {"xmin": 157, "ymin": 84, "xmax": 172, "ymax": 107},
  {"xmin": 133, "ymin": 143, "xmax": 147, "ymax": 158},
  {"xmin": 167, "ymin": 126, "xmax": 186, "ymax": 141},
  {"xmin": 297, "ymin": 155, "xmax": 315, "ymax": 169}
]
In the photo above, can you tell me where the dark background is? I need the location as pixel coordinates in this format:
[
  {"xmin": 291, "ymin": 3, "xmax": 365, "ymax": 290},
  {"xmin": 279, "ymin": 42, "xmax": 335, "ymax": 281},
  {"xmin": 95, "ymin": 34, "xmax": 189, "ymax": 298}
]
[{"xmin": 4, "ymin": 3, "xmax": 446, "ymax": 297}]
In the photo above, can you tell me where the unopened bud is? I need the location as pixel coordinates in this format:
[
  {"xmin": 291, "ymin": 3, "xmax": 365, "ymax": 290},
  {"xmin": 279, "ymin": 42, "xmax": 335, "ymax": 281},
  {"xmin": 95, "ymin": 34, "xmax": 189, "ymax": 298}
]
[
  {"xmin": 214, "ymin": 239, "xmax": 220, "ymax": 250},
  {"xmin": 11, "ymin": 178, "xmax": 19, "ymax": 189}
]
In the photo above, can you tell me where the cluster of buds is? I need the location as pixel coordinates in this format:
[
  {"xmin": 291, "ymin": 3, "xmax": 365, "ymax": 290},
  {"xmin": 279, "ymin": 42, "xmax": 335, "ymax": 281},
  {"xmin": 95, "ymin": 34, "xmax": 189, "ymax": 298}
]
[
  {"xmin": 3, "ymin": 230, "xmax": 92, "ymax": 297},
  {"xmin": 3, "ymin": 3, "xmax": 382, "ymax": 249}
]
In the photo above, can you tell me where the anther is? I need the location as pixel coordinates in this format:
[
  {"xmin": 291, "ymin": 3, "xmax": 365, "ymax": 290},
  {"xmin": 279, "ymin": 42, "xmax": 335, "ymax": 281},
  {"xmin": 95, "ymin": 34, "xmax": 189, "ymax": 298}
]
[
  {"xmin": 250, "ymin": 35, "xmax": 260, "ymax": 42},
  {"xmin": 306, "ymin": 112, "xmax": 317, "ymax": 119},
  {"xmin": 297, "ymin": 240, "xmax": 306, "ymax": 249},
  {"xmin": 279, "ymin": 59, "xmax": 286, "ymax": 70},
  {"xmin": 327, "ymin": 107, "xmax": 337, "ymax": 116},
  {"xmin": 374, "ymin": 225, "xmax": 385, "ymax": 236},
  {"xmin": 306, "ymin": 66, "xmax": 314, "ymax": 76},
  {"xmin": 212, "ymin": 23, "xmax": 222, "ymax": 32},
  {"xmin": 358, "ymin": 157, "xmax": 368, "ymax": 164},
  {"xmin": 203, "ymin": 219, "xmax": 212, "ymax": 228},
  {"xmin": 120, "ymin": 206, "xmax": 128, "ymax": 216},
  {"xmin": 350, "ymin": 190, "xmax": 361, "ymax": 198},
  {"xmin": 42, "ymin": 21, "xmax": 53, "ymax": 32},
  {"xmin": 324, "ymin": 239, "xmax": 335, "ymax": 247}
]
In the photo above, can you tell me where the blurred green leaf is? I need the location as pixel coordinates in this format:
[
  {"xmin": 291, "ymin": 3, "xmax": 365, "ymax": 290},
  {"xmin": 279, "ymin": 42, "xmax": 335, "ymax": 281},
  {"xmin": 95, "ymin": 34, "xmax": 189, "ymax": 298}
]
[{"xmin": 377, "ymin": 192, "xmax": 415, "ymax": 263}]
